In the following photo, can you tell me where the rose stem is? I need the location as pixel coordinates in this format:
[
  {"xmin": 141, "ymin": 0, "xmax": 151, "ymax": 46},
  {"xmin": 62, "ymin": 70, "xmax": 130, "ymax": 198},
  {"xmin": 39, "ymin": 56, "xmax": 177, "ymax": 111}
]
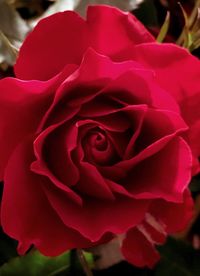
[{"xmin": 77, "ymin": 249, "xmax": 94, "ymax": 276}]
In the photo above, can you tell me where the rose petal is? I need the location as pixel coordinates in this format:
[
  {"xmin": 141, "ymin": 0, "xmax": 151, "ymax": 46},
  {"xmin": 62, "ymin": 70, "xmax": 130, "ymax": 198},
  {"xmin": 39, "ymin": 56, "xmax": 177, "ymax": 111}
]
[
  {"xmin": 0, "ymin": 64, "xmax": 77, "ymax": 180},
  {"xmin": 76, "ymin": 118, "xmax": 130, "ymax": 133},
  {"xmin": 106, "ymin": 179, "xmax": 135, "ymax": 198},
  {"xmin": 121, "ymin": 137, "xmax": 192, "ymax": 202},
  {"xmin": 150, "ymin": 189, "xmax": 194, "ymax": 233},
  {"xmin": 0, "ymin": 80, "xmax": 51, "ymax": 179},
  {"xmin": 43, "ymin": 182, "xmax": 150, "ymax": 241},
  {"xmin": 100, "ymin": 112, "xmax": 189, "ymax": 179},
  {"xmin": 131, "ymin": 43, "xmax": 200, "ymax": 171},
  {"xmin": 1, "ymin": 137, "xmax": 92, "ymax": 256},
  {"xmin": 31, "ymin": 123, "xmax": 82, "ymax": 205},
  {"xmin": 41, "ymin": 48, "xmax": 147, "ymax": 129},
  {"xmin": 123, "ymin": 105, "xmax": 147, "ymax": 159},
  {"xmin": 134, "ymin": 108, "xmax": 188, "ymax": 153},
  {"xmin": 121, "ymin": 227, "xmax": 160, "ymax": 268},
  {"xmin": 131, "ymin": 43, "xmax": 200, "ymax": 104},
  {"xmin": 15, "ymin": 6, "xmax": 154, "ymax": 80},
  {"xmin": 81, "ymin": 104, "xmax": 148, "ymax": 159},
  {"xmin": 86, "ymin": 5, "xmax": 154, "ymax": 56},
  {"xmin": 79, "ymin": 94, "xmax": 124, "ymax": 117},
  {"xmin": 101, "ymin": 68, "xmax": 179, "ymax": 113},
  {"xmin": 188, "ymin": 121, "xmax": 200, "ymax": 174},
  {"xmin": 75, "ymin": 162, "xmax": 115, "ymax": 200},
  {"xmin": 101, "ymin": 137, "xmax": 192, "ymax": 202}
]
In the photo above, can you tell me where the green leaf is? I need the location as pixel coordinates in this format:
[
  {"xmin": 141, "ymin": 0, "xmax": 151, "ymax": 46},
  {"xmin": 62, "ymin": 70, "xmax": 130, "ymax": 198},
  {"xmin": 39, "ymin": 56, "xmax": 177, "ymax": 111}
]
[
  {"xmin": 156, "ymin": 11, "xmax": 170, "ymax": 43},
  {"xmin": 0, "ymin": 250, "xmax": 71, "ymax": 276},
  {"xmin": 176, "ymin": 3, "xmax": 193, "ymax": 49},
  {"xmin": 0, "ymin": 249, "xmax": 94, "ymax": 276},
  {"xmin": 155, "ymin": 237, "xmax": 200, "ymax": 276}
]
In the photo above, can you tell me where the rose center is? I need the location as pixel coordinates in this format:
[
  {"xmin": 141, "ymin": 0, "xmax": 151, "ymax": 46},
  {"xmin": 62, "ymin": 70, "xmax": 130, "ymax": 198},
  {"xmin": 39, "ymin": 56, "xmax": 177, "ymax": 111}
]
[
  {"xmin": 90, "ymin": 131, "xmax": 108, "ymax": 151},
  {"xmin": 82, "ymin": 128, "xmax": 119, "ymax": 166}
]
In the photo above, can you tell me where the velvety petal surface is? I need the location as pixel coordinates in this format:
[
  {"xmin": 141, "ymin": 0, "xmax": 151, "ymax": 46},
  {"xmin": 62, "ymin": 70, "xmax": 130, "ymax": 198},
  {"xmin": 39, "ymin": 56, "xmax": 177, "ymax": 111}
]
[
  {"xmin": 121, "ymin": 137, "xmax": 192, "ymax": 202},
  {"xmin": 1, "ymin": 137, "xmax": 93, "ymax": 256},
  {"xmin": 43, "ymin": 182, "xmax": 150, "ymax": 241},
  {"xmin": 121, "ymin": 227, "xmax": 160, "ymax": 268},
  {"xmin": 40, "ymin": 48, "xmax": 150, "ymax": 129},
  {"xmin": 132, "ymin": 43, "xmax": 200, "ymax": 171},
  {"xmin": 0, "ymin": 79, "xmax": 53, "ymax": 180},
  {"xmin": 0, "ymin": 65, "xmax": 77, "ymax": 180},
  {"xmin": 15, "ymin": 6, "xmax": 154, "ymax": 80},
  {"xmin": 150, "ymin": 189, "xmax": 194, "ymax": 233}
]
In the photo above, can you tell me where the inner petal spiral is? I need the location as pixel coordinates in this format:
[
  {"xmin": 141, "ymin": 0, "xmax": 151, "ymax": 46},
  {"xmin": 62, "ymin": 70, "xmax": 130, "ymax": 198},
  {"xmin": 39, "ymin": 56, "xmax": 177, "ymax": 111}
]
[{"xmin": 82, "ymin": 127, "xmax": 120, "ymax": 166}]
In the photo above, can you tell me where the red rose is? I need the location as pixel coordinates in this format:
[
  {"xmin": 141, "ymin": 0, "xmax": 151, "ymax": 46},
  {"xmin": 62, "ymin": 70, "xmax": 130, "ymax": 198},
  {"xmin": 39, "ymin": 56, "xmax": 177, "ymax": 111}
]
[
  {"xmin": 132, "ymin": 44, "xmax": 200, "ymax": 174},
  {"xmin": 0, "ymin": 6, "xmax": 195, "ymax": 268}
]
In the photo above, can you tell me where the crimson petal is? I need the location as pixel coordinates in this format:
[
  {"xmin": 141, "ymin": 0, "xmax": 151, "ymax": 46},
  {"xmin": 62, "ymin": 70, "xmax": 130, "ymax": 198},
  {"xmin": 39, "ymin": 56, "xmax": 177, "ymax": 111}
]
[
  {"xmin": 43, "ymin": 182, "xmax": 150, "ymax": 241},
  {"xmin": 32, "ymin": 123, "xmax": 82, "ymax": 204},
  {"xmin": 121, "ymin": 227, "xmax": 160, "ymax": 268},
  {"xmin": 1, "ymin": 137, "xmax": 92, "ymax": 256},
  {"xmin": 150, "ymin": 189, "xmax": 194, "ymax": 233},
  {"xmin": 15, "ymin": 6, "xmax": 154, "ymax": 80}
]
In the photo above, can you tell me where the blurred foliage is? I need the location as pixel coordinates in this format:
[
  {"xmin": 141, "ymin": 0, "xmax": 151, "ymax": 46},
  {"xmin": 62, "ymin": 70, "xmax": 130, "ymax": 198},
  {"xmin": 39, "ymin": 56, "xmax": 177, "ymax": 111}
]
[
  {"xmin": 156, "ymin": 11, "xmax": 170, "ymax": 42},
  {"xmin": 134, "ymin": 0, "xmax": 158, "ymax": 26},
  {"xmin": 92, "ymin": 238, "xmax": 200, "ymax": 276},
  {"xmin": 1, "ymin": 233, "xmax": 200, "ymax": 275},
  {"xmin": 0, "ymin": 248, "xmax": 93, "ymax": 276},
  {"xmin": 190, "ymin": 175, "xmax": 200, "ymax": 194},
  {"xmin": 156, "ymin": 237, "xmax": 200, "ymax": 276},
  {"xmin": 0, "ymin": 250, "xmax": 70, "ymax": 276}
]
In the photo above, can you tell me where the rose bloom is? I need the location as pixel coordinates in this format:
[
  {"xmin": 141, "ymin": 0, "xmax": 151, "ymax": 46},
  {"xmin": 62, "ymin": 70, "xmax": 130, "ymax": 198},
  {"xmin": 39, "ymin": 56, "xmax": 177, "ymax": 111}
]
[{"xmin": 0, "ymin": 5, "xmax": 198, "ymax": 268}]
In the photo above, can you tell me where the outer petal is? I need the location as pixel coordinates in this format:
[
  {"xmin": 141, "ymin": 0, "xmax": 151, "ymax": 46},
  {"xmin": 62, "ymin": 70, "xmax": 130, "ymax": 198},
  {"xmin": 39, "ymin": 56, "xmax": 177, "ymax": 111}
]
[
  {"xmin": 131, "ymin": 43, "xmax": 200, "ymax": 104},
  {"xmin": 131, "ymin": 43, "xmax": 200, "ymax": 171},
  {"xmin": 40, "ymin": 48, "xmax": 150, "ymax": 129},
  {"xmin": 121, "ymin": 137, "xmax": 192, "ymax": 203},
  {"xmin": 32, "ymin": 121, "xmax": 116, "ymax": 202},
  {"xmin": 123, "ymin": 190, "xmax": 194, "ymax": 268},
  {"xmin": 121, "ymin": 227, "xmax": 160, "ymax": 268},
  {"xmin": 0, "ymin": 78, "xmax": 52, "ymax": 180},
  {"xmin": 1, "ymin": 137, "xmax": 93, "ymax": 256},
  {"xmin": 32, "ymin": 123, "xmax": 82, "ymax": 205},
  {"xmin": 15, "ymin": 5, "xmax": 154, "ymax": 80},
  {"xmin": 100, "ymin": 134, "xmax": 192, "ymax": 203},
  {"xmin": 43, "ymin": 182, "xmax": 150, "ymax": 241},
  {"xmin": 188, "ymin": 121, "xmax": 200, "ymax": 173},
  {"xmin": 85, "ymin": 5, "xmax": 154, "ymax": 56},
  {"xmin": 101, "ymin": 68, "xmax": 180, "ymax": 113},
  {"xmin": 150, "ymin": 189, "xmax": 194, "ymax": 234},
  {"xmin": 0, "ymin": 65, "xmax": 77, "ymax": 180},
  {"xmin": 42, "ymin": 48, "xmax": 180, "ymax": 131},
  {"xmin": 121, "ymin": 189, "xmax": 192, "ymax": 269}
]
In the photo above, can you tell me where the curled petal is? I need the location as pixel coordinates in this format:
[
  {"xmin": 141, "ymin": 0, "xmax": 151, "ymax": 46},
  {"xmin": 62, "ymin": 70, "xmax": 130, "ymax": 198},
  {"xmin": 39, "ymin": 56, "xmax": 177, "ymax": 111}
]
[
  {"xmin": 41, "ymin": 48, "xmax": 147, "ymax": 129},
  {"xmin": 0, "ymin": 64, "xmax": 77, "ymax": 180},
  {"xmin": 0, "ymin": 78, "xmax": 52, "ymax": 179},
  {"xmin": 131, "ymin": 43, "xmax": 200, "ymax": 172},
  {"xmin": 150, "ymin": 189, "xmax": 194, "ymax": 233},
  {"xmin": 32, "ymin": 123, "xmax": 82, "ymax": 205},
  {"xmin": 1, "ymin": 137, "xmax": 92, "ymax": 256},
  {"xmin": 101, "ymin": 137, "xmax": 192, "ymax": 203},
  {"xmin": 15, "ymin": 6, "xmax": 154, "ymax": 80},
  {"xmin": 43, "ymin": 182, "xmax": 150, "ymax": 241},
  {"xmin": 121, "ymin": 227, "xmax": 160, "ymax": 268}
]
